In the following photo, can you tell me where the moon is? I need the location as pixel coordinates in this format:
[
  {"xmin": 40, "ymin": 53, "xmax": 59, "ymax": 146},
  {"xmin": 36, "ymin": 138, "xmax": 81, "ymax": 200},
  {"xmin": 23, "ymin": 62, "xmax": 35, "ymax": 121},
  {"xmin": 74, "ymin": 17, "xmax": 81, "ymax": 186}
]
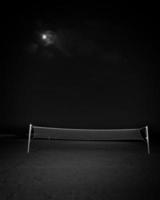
[{"xmin": 40, "ymin": 30, "xmax": 57, "ymax": 46}]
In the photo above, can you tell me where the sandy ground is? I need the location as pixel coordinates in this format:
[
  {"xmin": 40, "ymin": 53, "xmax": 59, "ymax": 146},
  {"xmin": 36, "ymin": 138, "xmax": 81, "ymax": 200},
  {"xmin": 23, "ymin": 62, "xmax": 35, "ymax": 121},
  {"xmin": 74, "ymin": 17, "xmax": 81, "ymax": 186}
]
[{"xmin": 0, "ymin": 138, "xmax": 160, "ymax": 200}]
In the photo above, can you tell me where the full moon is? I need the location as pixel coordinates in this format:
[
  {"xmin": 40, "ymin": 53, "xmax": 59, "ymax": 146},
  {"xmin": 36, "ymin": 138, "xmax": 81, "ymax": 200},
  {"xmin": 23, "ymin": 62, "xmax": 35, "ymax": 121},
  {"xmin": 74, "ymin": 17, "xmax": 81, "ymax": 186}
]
[
  {"xmin": 42, "ymin": 34, "xmax": 47, "ymax": 40},
  {"xmin": 40, "ymin": 30, "xmax": 57, "ymax": 46}
]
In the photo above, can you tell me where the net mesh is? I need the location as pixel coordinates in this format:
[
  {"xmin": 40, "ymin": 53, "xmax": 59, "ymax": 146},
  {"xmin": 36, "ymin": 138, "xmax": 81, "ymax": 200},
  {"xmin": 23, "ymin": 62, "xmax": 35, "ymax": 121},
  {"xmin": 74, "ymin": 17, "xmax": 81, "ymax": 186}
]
[{"xmin": 32, "ymin": 125, "xmax": 145, "ymax": 141}]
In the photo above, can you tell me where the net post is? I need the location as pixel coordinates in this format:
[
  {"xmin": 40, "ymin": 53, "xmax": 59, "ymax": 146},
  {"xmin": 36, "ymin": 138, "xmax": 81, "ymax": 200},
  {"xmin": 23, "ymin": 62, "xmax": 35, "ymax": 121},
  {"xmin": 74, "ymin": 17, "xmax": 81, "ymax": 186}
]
[
  {"xmin": 27, "ymin": 124, "xmax": 32, "ymax": 153},
  {"xmin": 145, "ymin": 125, "xmax": 150, "ymax": 155}
]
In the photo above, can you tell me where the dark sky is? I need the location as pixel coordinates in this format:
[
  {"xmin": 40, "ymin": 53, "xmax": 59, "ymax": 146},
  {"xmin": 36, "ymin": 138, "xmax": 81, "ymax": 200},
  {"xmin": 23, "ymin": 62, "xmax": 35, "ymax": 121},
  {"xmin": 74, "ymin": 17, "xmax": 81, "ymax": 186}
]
[
  {"xmin": 2, "ymin": 2, "xmax": 159, "ymax": 44},
  {"xmin": 1, "ymin": 2, "xmax": 160, "ymax": 130},
  {"xmin": 2, "ymin": 2, "xmax": 159, "ymax": 60},
  {"xmin": 2, "ymin": 2, "xmax": 159, "ymax": 87},
  {"xmin": 2, "ymin": 2, "xmax": 159, "ymax": 99}
]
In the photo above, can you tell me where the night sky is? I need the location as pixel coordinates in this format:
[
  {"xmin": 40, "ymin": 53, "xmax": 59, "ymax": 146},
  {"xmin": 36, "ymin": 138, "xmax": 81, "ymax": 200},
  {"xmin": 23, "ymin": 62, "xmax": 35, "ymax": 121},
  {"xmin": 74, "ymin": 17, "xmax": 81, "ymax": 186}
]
[{"xmin": 1, "ymin": 2, "xmax": 160, "ymax": 135}]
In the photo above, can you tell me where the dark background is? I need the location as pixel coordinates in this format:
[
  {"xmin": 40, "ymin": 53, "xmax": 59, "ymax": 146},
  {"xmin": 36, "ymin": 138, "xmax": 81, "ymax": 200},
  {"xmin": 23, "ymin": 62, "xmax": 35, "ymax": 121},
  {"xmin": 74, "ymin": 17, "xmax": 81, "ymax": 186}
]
[{"xmin": 1, "ymin": 2, "xmax": 160, "ymax": 137}]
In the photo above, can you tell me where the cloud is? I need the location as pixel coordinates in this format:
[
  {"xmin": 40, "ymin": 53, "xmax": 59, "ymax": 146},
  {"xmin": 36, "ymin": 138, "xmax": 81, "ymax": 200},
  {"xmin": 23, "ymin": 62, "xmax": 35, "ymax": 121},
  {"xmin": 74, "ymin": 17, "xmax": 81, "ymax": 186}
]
[{"xmin": 28, "ymin": 19, "xmax": 127, "ymax": 62}]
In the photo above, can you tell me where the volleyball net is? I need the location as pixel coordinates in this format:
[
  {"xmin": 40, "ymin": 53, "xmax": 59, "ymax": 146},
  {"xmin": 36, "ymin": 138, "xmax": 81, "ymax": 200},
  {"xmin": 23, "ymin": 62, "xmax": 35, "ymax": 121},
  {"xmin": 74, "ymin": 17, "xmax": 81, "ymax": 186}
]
[{"xmin": 27, "ymin": 124, "xmax": 150, "ymax": 154}]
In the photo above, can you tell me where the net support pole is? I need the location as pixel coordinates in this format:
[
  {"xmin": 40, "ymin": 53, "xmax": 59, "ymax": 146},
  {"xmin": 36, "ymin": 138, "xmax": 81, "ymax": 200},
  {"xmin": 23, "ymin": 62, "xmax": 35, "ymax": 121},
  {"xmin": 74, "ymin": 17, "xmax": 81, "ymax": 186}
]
[
  {"xmin": 27, "ymin": 124, "xmax": 32, "ymax": 153},
  {"xmin": 145, "ymin": 125, "xmax": 150, "ymax": 155}
]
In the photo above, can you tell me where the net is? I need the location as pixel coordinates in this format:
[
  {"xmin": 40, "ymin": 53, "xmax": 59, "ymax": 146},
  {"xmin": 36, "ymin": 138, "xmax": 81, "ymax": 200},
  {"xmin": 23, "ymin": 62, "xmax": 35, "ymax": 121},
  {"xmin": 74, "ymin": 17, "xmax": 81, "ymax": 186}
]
[
  {"xmin": 27, "ymin": 124, "xmax": 150, "ymax": 154},
  {"xmin": 32, "ymin": 126, "xmax": 144, "ymax": 140}
]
